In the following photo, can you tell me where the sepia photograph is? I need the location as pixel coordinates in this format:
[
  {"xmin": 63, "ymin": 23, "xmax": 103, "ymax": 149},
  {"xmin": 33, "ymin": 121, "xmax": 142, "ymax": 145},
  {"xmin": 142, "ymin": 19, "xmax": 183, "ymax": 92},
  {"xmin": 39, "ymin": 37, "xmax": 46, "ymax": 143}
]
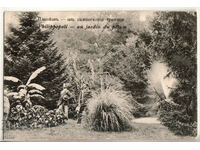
[{"xmin": 2, "ymin": 10, "xmax": 197, "ymax": 141}]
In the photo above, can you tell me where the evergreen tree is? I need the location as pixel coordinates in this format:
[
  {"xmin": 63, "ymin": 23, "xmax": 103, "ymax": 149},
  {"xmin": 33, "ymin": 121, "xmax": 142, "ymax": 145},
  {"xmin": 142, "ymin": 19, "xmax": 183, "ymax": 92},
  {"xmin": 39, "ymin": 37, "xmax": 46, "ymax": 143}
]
[{"xmin": 4, "ymin": 12, "xmax": 67, "ymax": 109}]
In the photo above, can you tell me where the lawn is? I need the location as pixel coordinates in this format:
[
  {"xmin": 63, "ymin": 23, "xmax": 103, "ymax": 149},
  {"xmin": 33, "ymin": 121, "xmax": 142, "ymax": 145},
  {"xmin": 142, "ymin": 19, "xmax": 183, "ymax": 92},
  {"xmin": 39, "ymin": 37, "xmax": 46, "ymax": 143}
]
[{"xmin": 3, "ymin": 118, "xmax": 196, "ymax": 142}]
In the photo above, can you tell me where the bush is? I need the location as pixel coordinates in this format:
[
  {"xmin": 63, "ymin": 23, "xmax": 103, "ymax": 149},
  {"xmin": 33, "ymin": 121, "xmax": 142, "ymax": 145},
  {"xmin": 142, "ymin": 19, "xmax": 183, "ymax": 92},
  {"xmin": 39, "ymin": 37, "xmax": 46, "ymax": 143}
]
[
  {"xmin": 158, "ymin": 101, "xmax": 197, "ymax": 136},
  {"xmin": 131, "ymin": 100, "xmax": 149, "ymax": 118},
  {"xmin": 82, "ymin": 89, "xmax": 133, "ymax": 132},
  {"xmin": 7, "ymin": 105, "xmax": 66, "ymax": 129}
]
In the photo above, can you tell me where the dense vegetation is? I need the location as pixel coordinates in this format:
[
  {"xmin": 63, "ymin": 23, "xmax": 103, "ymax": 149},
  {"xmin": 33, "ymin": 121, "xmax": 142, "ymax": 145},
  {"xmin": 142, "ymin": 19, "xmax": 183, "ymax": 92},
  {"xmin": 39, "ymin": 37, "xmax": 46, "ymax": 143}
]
[
  {"xmin": 149, "ymin": 12, "xmax": 197, "ymax": 136},
  {"xmin": 82, "ymin": 89, "xmax": 133, "ymax": 131},
  {"xmin": 4, "ymin": 12, "xmax": 67, "ymax": 109},
  {"xmin": 7, "ymin": 105, "xmax": 65, "ymax": 129},
  {"xmin": 4, "ymin": 11, "xmax": 197, "ymax": 136}
]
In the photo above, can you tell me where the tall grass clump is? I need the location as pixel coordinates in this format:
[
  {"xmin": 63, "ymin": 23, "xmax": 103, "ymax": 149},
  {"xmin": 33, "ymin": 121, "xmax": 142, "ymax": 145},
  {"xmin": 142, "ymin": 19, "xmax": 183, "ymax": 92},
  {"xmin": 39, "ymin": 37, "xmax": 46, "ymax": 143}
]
[{"xmin": 82, "ymin": 89, "xmax": 133, "ymax": 132}]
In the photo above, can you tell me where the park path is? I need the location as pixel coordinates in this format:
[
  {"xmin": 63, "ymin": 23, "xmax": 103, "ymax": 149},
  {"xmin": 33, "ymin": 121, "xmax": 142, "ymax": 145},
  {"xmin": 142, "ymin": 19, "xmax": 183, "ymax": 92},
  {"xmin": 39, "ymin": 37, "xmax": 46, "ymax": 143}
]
[{"xmin": 132, "ymin": 117, "xmax": 160, "ymax": 124}]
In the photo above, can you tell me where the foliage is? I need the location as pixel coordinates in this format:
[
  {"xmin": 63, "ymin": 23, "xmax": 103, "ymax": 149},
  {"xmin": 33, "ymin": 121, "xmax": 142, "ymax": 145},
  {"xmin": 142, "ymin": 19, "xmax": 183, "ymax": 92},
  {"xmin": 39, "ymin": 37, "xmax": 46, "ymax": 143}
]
[
  {"xmin": 63, "ymin": 56, "xmax": 92, "ymax": 115},
  {"xmin": 158, "ymin": 101, "xmax": 197, "ymax": 136},
  {"xmin": 101, "ymin": 16, "xmax": 153, "ymax": 109},
  {"xmin": 131, "ymin": 102, "xmax": 149, "ymax": 118},
  {"xmin": 103, "ymin": 36, "xmax": 152, "ymax": 117},
  {"xmin": 101, "ymin": 19, "xmax": 156, "ymax": 117},
  {"xmin": 63, "ymin": 52, "xmax": 128, "ymax": 119},
  {"xmin": 82, "ymin": 89, "xmax": 133, "ymax": 132},
  {"xmin": 4, "ymin": 12, "xmax": 67, "ymax": 109},
  {"xmin": 150, "ymin": 11, "xmax": 197, "ymax": 136},
  {"xmin": 7, "ymin": 105, "xmax": 65, "ymax": 129},
  {"xmin": 4, "ymin": 11, "xmax": 197, "ymax": 137},
  {"xmin": 4, "ymin": 66, "xmax": 46, "ymax": 108},
  {"xmin": 150, "ymin": 11, "xmax": 197, "ymax": 119},
  {"xmin": 50, "ymin": 12, "xmax": 153, "ymax": 118}
]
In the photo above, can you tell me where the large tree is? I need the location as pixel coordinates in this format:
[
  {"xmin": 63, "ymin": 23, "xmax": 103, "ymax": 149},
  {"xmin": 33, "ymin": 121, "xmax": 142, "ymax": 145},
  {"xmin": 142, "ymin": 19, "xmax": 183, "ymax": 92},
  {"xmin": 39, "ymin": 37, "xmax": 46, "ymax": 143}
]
[
  {"xmin": 103, "ymin": 19, "xmax": 153, "ymax": 117},
  {"xmin": 150, "ymin": 11, "xmax": 197, "ymax": 136},
  {"xmin": 4, "ymin": 12, "xmax": 67, "ymax": 109}
]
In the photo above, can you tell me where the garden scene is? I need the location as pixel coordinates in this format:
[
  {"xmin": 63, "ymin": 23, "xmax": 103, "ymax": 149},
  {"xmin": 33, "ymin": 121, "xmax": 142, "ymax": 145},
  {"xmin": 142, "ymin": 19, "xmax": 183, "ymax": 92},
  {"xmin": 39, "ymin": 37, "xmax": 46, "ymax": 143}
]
[{"xmin": 3, "ymin": 11, "xmax": 197, "ymax": 141}]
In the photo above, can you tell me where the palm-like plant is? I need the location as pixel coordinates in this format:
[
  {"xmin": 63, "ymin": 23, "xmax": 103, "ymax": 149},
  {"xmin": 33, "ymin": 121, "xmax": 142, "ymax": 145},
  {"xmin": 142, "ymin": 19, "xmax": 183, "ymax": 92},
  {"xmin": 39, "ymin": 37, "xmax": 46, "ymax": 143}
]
[{"xmin": 4, "ymin": 66, "xmax": 46, "ymax": 107}]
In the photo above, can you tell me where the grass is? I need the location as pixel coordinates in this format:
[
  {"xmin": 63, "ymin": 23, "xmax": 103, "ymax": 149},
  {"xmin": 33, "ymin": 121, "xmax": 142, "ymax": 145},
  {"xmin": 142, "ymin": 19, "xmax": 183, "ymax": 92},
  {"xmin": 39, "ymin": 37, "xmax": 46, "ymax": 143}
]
[
  {"xmin": 3, "ymin": 119, "xmax": 195, "ymax": 141},
  {"xmin": 83, "ymin": 89, "xmax": 132, "ymax": 131}
]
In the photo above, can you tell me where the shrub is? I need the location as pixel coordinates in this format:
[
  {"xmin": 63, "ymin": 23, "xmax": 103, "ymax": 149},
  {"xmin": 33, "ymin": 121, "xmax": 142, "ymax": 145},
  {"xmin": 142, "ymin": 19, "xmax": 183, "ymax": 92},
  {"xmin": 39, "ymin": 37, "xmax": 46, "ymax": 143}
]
[
  {"xmin": 131, "ymin": 100, "xmax": 149, "ymax": 118},
  {"xmin": 82, "ymin": 89, "xmax": 133, "ymax": 132},
  {"xmin": 7, "ymin": 105, "xmax": 65, "ymax": 129},
  {"xmin": 158, "ymin": 100, "xmax": 197, "ymax": 136},
  {"xmin": 132, "ymin": 105, "xmax": 149, "ymax": 118}
]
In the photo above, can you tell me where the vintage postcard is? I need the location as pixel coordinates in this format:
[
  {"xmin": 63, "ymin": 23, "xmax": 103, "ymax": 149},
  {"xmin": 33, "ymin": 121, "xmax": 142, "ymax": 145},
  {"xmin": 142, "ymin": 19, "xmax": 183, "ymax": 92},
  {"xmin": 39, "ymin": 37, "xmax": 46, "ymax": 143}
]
[{"xmin": 1, "ymin": 10, "xmax": 198, "ymax": 141}]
